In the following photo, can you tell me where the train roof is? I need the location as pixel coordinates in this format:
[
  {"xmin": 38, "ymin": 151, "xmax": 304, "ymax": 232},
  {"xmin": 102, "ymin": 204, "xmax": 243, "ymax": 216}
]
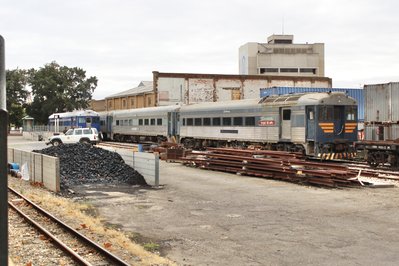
[
  {"xmin": 111, "ymin": 104, "xmax": 181, "ymax": 117},
  {"xmin": 179, "ymin": 99, "xmax": 260, "ymax": 112},
  {"xmin": 48, "ymin": 109, "xmax": 99, "ymax": 119},
  {"xmin": 180, "ymin": 92, "xmax": 357, "ymax": 112},
  {"xmin": 261, "ymin": 91, "xmax": 356, "ymax": 105}
]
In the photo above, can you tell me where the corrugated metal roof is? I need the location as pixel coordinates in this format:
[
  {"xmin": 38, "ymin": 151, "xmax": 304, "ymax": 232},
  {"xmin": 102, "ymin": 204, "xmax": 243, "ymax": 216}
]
[
  {"xmin": 106, "ymin": 81, "xmax": 153, "ymax": 98},
  {"xmin": 260, "ymin": 87, "xmax": 364, "ymax": 121}
]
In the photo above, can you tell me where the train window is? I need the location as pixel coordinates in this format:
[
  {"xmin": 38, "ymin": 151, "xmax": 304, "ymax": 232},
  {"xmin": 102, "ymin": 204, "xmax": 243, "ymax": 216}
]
[
  {"xmin": 233, "ymin": 117, "xmax": 243, "ymax": 126},
  {"xmin": 129, "ymin": 119, "xmax": 133, "ymax": 126},
  {"xmin": 139, "ymin": 119, "xmax": 143, "ymax": 125},
  {"xmin": 245, "ymin": 117, "xmax": 255, "ymax": 126},
  {"xmin": 182, "ymin": 118, "xmax": 186, "ymax": 126},
  {"xmin": 346, "ymin": 106, "xmax": 356, "ymax": 121},
  {"xmin": 194, "ymin": 118, "xmax": 202, "ymax": 126},
  {"xmin": 116, "ymin": 120, "xmax": 120, "ymax": 126},
  {"xmin": 157, "ymin": 118, "xmax": 162, "ymax": 125},
  {"xmin": 318, "ymin": 106, "xmax": 333, "ymax": 121},
  {"xmin": 100, "ymin": 120, "xmax": 105, "ymax": 126},
  {"xmin": 86, "ymin": 117, "xmax": 92, "ymax": 123},
  {"xmin": 151, "ymin": 118, "xmax": 156, "ymax": 125},
  {"xmin": 223, "ymin": 117, "xmax": 232, "ymax": 126},
  {"xmin": 144, "ymin": 119, "xmax": 149, "ymax": 125},
  {"xmin": 213, "ymin": 117, "xmax": 221, "ymax": 126},
  {"xmin": 79, "ymin": 117, "xmax": 85, "ymax": 124},
  {"xmin": 187, "ymin": 118, "xmax": 193, "ymax": 126},
  {"xmin": 308, "ymin": 111, "xmax": 314, "ymax": 120},
  {"xmin": 283, "ymin": 110, "xmax": 291, "ymax": 120},
  {"xmin": 203, "ymin": 118, "xmax": 211, "ymax": 126}
]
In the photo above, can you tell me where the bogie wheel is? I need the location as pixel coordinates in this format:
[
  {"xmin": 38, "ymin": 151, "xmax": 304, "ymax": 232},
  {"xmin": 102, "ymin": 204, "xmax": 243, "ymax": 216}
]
[{"xmin": 52, "ymin": 140, "xmax": 61, "ymax": 147}]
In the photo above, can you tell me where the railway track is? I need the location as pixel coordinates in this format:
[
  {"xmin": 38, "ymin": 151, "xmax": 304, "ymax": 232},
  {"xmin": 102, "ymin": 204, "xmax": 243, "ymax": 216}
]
[{"xmin": 8, "ymin": 186, "xmax": 130, "ymax": 266}]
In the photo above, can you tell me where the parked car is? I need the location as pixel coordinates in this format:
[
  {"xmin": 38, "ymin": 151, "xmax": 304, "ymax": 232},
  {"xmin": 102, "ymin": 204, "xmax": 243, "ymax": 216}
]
[{"xmin": 46, "ymin": 128, "xmax": 100, "ymax": 146}]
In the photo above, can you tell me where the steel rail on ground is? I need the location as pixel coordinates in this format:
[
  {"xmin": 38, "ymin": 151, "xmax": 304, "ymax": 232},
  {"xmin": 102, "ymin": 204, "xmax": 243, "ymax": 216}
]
[{"xmin": 8, "ymin": 187, "xmax": 130, "ymax": 266}]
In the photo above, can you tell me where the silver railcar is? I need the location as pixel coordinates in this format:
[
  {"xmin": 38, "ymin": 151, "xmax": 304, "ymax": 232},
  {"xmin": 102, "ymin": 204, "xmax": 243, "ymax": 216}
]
[
  {"xmin": 110, "ymin": 105, "xmax": 180, "ymax": 142},
  {"xmin": 179, "ymin": 92, "xmax": 357, "ymax": 155}
]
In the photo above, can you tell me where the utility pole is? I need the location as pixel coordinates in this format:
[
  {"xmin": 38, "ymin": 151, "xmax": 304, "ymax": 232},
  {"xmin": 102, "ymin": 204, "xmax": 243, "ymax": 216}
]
[{"xmin": 0, "ymin": 35, "xmax": 8, "ymax": 265}]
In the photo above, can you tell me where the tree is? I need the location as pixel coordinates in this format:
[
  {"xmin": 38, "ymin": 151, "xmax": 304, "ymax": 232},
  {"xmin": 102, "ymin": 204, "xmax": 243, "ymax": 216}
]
[
  {"xmin": 6, "ymin": 69, "xmax": 29, "ymax": 127},
  {"xmin": 26, "ymin": 62, "xmax": 98, "ymax": 125}
]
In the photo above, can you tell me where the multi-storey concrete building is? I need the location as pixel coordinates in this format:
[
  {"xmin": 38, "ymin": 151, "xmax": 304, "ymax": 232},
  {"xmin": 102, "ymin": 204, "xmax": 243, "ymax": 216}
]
[{"xmin": 239, "ymin": 34, "xmax": 324, "ymax": 77}]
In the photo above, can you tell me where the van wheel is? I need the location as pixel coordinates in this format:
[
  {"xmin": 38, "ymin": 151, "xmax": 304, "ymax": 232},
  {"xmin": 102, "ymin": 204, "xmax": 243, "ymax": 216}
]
[
  {"xmin": 80, "ymin": 138, "xmax": 90, "ymax": 144},
  {"xmin": 52, "ymin": 140, "xmax": 61, "ymax": 146}
]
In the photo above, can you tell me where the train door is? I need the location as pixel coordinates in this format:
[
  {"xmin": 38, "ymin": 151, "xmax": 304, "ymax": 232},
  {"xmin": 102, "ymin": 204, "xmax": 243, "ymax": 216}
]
[
  {"xmin": 281, "ymin": 108, "xmax": 291, "ymax": 140},
  {"xmin": 85, "ymin": 116, "xmax": 92, "ymax": 128},
  {"xmin": 306, "ymin": 106, "xmax": 315, "ymax": 140},
  {"xmin": 167, "ymin": 112, "xmax": 179, "ymax": 139},
  {"xmin": 333, "ymin": 106, "xmax": 345, "ymax": 138}
]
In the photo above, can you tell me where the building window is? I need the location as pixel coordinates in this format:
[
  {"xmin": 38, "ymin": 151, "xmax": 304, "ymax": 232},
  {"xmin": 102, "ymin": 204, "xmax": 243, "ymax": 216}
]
[
  {"xmin": 300, "ymin": 68, "xmax": 317, "ymax": 74},
  {"xmin": 148, "ymin": 97, "xmax": 152, "ymax": 106},
  {"xmin": 203, "ymin": 118, "xmax": 211, "ymax": 126},
  {"xmin": 139, "ymin": 119, "xmax": 143, "ymax": 125},
  {"xmin": 260, "ymin": 68, "xmax": 278, "ymax": 74},
  {"xmin": 144, "ymin": 119, "xmax": 149, "ymax": 125},
  {"xmin": 150, "ymin": 118, "xmax": 156, "ymax": 125},
  {"xmin": 187, "ymin": 118, "xmax": 193, "ymax": 126},
  {"xmin": 116, "ymin": 120, "xmax": 120, "ymax": 126},
  {"xmin": 157, "ymin": 118, "xmax": 162, "ymax": 125},
  {"xmin": 122, "ymin": 99, "xmax": 127, "ymax": 108},
  {"xmin": 280, "ymin": 68, "xmax": 299, "ymax": 73},
  {"xmin": 130, "ymin": 98, "xmax": 135, "ymax": 107},
  {"xmin": 182, "ymin": 118, "xmax": 186, "ymax": 126}
]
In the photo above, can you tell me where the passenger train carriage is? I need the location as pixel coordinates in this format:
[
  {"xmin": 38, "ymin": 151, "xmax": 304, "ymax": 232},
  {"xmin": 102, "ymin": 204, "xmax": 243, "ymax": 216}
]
[
  {"xmin": 179, "ymin": 92, "xmax": 358, "ymax": 157},
  {"xmin": 101, "ymin": 105, "xmax": 180, "ymax": 142},
  {"xmin": 55, "ymin": 92, "xmax": 358, "ymax": 158},
  {"xmin": 48, "ymin": 110, "xmax": 100, "ymax": 132}
]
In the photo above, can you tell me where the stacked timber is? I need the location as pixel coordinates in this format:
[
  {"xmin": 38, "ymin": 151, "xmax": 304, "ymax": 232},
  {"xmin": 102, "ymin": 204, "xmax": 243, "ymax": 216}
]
[{"xmin": 180, "ymin": 148, "xmax": 363, "ymax": 188}]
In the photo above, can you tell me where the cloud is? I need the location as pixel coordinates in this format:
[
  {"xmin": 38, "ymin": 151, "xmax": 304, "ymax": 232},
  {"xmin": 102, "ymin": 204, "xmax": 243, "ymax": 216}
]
[{"xmin": 0, "ymin": 0, "xmax": 398, "ymax": 99}]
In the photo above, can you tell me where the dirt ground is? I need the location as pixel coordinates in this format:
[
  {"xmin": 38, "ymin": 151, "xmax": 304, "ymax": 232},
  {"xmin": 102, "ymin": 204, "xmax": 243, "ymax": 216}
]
[
  {"xmin": 68, "ymin": 163, "xmax": 399, "ymax": 266},
  {"xmin": 9, "ymin": 136, "xmax": 399, "ymax": 266}
]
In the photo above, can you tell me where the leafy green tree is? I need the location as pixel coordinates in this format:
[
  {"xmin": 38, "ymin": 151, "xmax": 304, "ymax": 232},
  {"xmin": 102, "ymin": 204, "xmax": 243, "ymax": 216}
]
[
  {"xmin": 6, "ymin": 69, "xmax": 29, "ymax": 127},
  {"xmin": 26, "ymin": 62, "xmax": 98, "ymax": 124}
]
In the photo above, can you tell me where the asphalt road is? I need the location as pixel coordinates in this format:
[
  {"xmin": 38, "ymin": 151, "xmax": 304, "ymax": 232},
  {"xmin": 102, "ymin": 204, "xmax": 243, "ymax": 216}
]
[{"xmin": 9, "ymin": 136, "xmax": 399, "ymax": 265}]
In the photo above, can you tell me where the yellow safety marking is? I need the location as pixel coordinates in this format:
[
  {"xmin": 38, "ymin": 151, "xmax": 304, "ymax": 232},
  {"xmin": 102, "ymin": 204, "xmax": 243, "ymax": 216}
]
[
  {"xmin": 321, "ymin": 126, "xmax": 335, "ymax": 130},
  {"xmin": 323, "ymin": 130, "xmax": 334, "ymax": 133},
  {"xmin": 319, "ymin": 123, "xmax": 334, "ymax": 126},
  {"xmin": 345, "ymin": 130, "xmax": 355, "ymax": 133},
  {"xmin": 345, "ymin": 123, "xmax": 357, "ymax": 125},
  {"xmin": 332, "ymin": 153, "xmax": 335, "ymax": 159}
]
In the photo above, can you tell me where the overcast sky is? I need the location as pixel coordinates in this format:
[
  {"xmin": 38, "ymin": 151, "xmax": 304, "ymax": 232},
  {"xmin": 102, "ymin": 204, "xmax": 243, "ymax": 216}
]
[{"xmin": 1, "ymin": 0, "xmax": 398, "ymax": 99}]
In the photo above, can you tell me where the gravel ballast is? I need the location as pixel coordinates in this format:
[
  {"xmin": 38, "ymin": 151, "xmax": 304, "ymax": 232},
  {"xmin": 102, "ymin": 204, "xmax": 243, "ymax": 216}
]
[{"xmin": 33, "ymin": 143, "xmax": 147, "ymax": 189}]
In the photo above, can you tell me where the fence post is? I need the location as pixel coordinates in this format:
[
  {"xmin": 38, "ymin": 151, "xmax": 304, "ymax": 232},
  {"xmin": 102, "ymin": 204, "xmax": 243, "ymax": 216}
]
[
  {"xmin": 154, "ymin": 153, "xmax": 159, "ymax": 187},
  {"xmin": 0, "ymin": 35, "xmax": 8, "ymax": 266}
]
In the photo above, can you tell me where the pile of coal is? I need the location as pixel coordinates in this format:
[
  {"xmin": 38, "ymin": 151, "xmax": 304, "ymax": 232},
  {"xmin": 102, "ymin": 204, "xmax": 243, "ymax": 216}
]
[{"xmin": 33, "ymin": 144, "xmax": 147, "ymax": 190}]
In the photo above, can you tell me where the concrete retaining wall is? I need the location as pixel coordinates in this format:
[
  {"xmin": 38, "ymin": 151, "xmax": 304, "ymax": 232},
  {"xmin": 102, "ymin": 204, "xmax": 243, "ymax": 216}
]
[
  {"xmin": 100, "ymin": 146, "xmax": 159, "ymax": 186},
  {"xmin": 8, "ymin": 148, "xmax": 60, "ymax": 192}
]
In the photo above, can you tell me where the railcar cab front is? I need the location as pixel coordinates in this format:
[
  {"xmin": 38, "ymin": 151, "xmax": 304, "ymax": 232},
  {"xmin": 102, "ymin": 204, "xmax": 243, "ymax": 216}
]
[{"xmin": 304, "ymin": 93, "xmax": 357, "ymax": 158}]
